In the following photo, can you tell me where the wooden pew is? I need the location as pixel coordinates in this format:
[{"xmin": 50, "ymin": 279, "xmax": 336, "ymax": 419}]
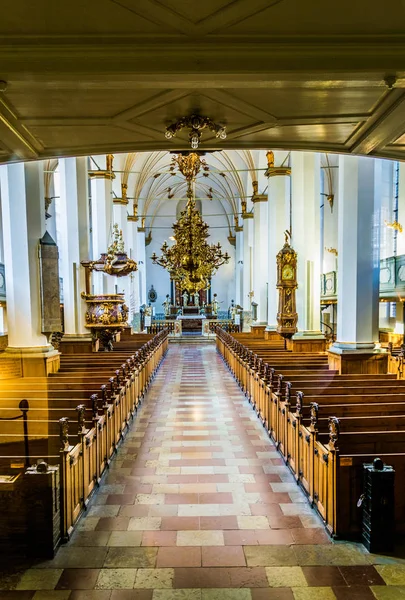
[{"xmin": 215, "ymin": 326, "xmax": 405, "ymax": 541}]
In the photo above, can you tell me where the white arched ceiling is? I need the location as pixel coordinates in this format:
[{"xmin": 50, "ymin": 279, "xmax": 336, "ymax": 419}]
[{"xmin": 120, "ymin": 150, "xmax": 258, "ymax": 237}]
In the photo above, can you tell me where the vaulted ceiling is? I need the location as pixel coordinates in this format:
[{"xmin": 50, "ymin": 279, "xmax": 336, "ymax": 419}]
[{"xmin": 0, "ymin": 0, "xmax": 405, "ymax": 163}]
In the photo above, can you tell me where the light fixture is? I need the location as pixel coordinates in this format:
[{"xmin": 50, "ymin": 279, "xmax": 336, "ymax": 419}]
[
  {"xmin": 165, "ymin": 115, "xmax": 226, "ymax": 149},
  {"xmin": 81, "ymin": 224, "xmax": 138, "ymax": 277},
  {"xmin": 150, "ymin": 153, "xmax": 230, "ymax": 293}
]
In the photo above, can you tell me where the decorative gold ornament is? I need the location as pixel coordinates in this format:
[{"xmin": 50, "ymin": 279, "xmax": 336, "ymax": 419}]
[
  {"xmin": 106, "ymin": 154, "xmax": 113, "ymax": 172},
  {"xmin": 81, "ymin": 292, "xmax": 129, "ymax": 350},
  {"xmin": 385, "ymin": 220, "xmax": 403, "ymax": 233},
  {"xmin": 114, "ymin": 183, "xmax": 129, "ymax": 205},
  {"xmin": 165, "ymin": 115, "xmax": 226, "ymax": 150},
  {"xmin": 150, "ymin": 153, "xmax": 230, "ymax": 293},
  {"xmin": 276, "ymin": 231, "xmax": 298, "ymax": 339},
  {"xmin": 266, "ymin": 151, "xmax": 275, "ymax": 169},
  {"xmin": 264, "ymin": 150, "xmax": 291, "ymax": 178},
  {"xmin": 89, "ymin": 154, "xmax": 116, "ymax": 180},
  {"xmin": 81, "ymin": 224, "xmax": 137, "ymax": 278},
  {"xmin": 325, "ymin": 247, "xmax": 338, "ymax": 256}
]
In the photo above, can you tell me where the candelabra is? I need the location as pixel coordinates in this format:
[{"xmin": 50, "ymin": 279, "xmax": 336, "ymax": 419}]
[
  {"xmin": 151, "ymin": 153, "xmax": 230, "ymax": 293},
  {"xmin": 165, "ymin": 115, "xmax": 226, "ymax": 149}
]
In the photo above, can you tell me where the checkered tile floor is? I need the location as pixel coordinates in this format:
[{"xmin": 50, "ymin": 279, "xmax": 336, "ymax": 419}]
[{"xmin": 2, "ymin": 344, "xmax": 404, "ymax": 600}]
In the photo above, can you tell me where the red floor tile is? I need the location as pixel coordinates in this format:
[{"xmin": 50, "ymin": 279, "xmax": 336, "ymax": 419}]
[
  {"xmin": 160, "ymin": 517, "xmax": 200, "ymax": 531},
  {"xmin": 157, "ymin": 546, "xmax": 202, "ymax": 567},
  {"xmin": 201, "ymin": 546, "xmax": 246, "ymax": 567}
]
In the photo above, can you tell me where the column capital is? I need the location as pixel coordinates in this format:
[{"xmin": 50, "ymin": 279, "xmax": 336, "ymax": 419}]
[
  {"xmin": 113, "ymin": 197, "xmax": 129, "ymax": 205},
  {"xmin": 128, "ymin": 215, "xmax": 139, "ymax": 222},
  {"xmin": 252, "ymin": 194, "xmax": 267, "ymax": 204},
  {"xmin": 265, "ymin": 166, "xmax": 291, "ymax": 178},
  {"xmin": 241, "ymin": 212, "xmax": 254, "ymax": 220},
  {"xmin": 89, "ymin": 171, "xmax": 115, "ymax": 180}
]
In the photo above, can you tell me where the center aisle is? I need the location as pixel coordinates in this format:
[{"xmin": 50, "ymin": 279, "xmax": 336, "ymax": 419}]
[{"xmin": 26, "ymin": 344, "xmax": 399, "ymax": 599}]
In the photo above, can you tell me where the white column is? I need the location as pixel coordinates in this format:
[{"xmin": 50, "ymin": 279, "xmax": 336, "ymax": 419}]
[
  {"xmin": 137, "ymin": 228, "xmax": 147, "ymax": 306},
  {"xmin": 291, "ymin": 152, "xmax": 322, "ymax": 335},
  {"xmin": 90, "ymin": 170, "xmax": 115, "ymax": 295},
  {"xmin": 59, "ymin": 157, "xmax": 90, "ymax": 335},
  {"xmin": 127, "ymin": 220, "xmax": 140, "ymax": 324},
  {"xmin": 331, "ymin": 155, "xmax": 381, "ymax": 351},
  {"xmin": 267, "ymin": 171, "xmax": 290, "ymax": 329},
  {"xmin": 242, "ymin": 217, "xmax": 253, "ymax": 308},
  {"xmin": 235, "ymin": 228, "xmax": 243, "ymax": 306},
  {"xmin": 0, "ymin": 162, "xmax": 50, "ymax": 349},
  {"xmin": 252, "ymin": 198, "xmax": 268, "ymax": 324}
]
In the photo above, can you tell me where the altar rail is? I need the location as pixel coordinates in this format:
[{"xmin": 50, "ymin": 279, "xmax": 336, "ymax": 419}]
[
  {"xmin": 209, "ymin": 320, "xmax": 240, "ymax": 333},
  {"xmin": 59, "ymin": 329, "xmax": 168, "ymax": 540},
  {"xmin": 148, "ymin": 321, "xmax": 175, "ymax": 334},
  {"xmin": 148, "ymin": 319, "xmax": 239, "ymax": 336},
  {"xmin": 215, "ymin": 327, "xmax": 405, "ymax": 539}
]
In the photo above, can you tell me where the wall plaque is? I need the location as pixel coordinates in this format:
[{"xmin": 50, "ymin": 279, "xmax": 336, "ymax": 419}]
[
  {"xmin": 0, "ymin": 358, "xmax": 22, "ymax": 379},
  {"xmin": 39, "ymin": 232, "xmax": 61, "ymax": 336}
]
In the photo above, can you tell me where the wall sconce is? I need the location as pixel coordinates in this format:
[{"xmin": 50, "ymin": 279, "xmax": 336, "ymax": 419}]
[
  {"xmin": 385, "ymin": 220, "xmax": 403, "ymax": 233},
  {"xmin": 321, "ymin": 193, "xmax": 334, "ymax": 213}
]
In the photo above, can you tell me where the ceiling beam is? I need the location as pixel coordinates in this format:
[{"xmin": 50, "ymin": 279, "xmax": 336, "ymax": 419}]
[
  {"xmin": 0, "ymin": 95, "xmax": 41, "ymax": 160},
  {"xmin": 349, "ymin": 89, "xmax": 405, "ymax": 154}
]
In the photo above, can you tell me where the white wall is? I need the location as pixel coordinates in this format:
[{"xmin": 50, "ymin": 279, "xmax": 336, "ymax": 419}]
[{"xmin": 203, "ymin": 199, "xmax": 235, "ymax": 309}]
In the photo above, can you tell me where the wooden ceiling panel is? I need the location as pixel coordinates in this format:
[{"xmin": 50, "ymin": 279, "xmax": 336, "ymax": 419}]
[
  {"xmin": 0, "ymin": 1, "xmax": 404, "ymax": 162},
  {"xmin": 156, "ymin": 0, "xmax": 234, "ymax": 24},
  {"xmin": 223, "ymin": 0, "xmax": 405, "ymax": 36},
  {"xmin": 392, "ymin": 132, "xmax": 405, "ymax": 146},
  {"xmin": 27, "ymin": 125, "xmax": 154, "ymax": 151},
  {"xmin": 241, "ymin": 123, "xmax": 358, "ymax": 145},
  {"xmin": 128, "ymin": 93, "xmax": 250, "ymax": 134},
  {"xmin": 227, "ymin": 88, "xmax": 384, "ymax": 119},
  {"xmin": 6, "ymin": 89, "xmax": 156, "ymax": 119},
  {"xmin": 0, "ymin": 0, "xmax": 162, "ymax": 34}
]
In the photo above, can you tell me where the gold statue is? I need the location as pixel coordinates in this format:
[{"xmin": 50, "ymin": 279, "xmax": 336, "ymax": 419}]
[
  {"xmin": 241, "ymin": 200, "xmax": 247, "ymax": 214},
  {"xmin": 106, "ymin": 154, "xmax": 114, "ymax": 172},
  {"xmin": 252, "ymin": 180, "xmax": 258, "ymax": 195},
  {"xmin": 121, "ymin": 182, "xmax": 128, "ymax": 201},
  {"xmin": 234, "ymin": 214, "xmax": 239, "ymax": 229},
  {"xmin": 266, "ymin": 150, "xmax": 275, "ymax": 169}
]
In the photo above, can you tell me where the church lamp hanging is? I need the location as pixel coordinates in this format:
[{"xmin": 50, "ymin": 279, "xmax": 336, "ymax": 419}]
[
  {"xmin": 150, "ymin": 153, "xmax": 230, "ymax": 293},
  {"xmin": 81, "ymin": 223, "xmax": 138, "ymax": 282}
]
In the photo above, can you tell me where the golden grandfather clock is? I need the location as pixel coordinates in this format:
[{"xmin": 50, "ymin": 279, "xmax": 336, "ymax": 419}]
[{"xmin": 276, "ymin": 231, "xmax": 298, "ymax": 338}]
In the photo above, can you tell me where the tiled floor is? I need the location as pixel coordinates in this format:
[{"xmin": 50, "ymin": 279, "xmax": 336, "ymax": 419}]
[{"xmin": 1, "ymin": 343, "xmax": 405, "ymax": 600}]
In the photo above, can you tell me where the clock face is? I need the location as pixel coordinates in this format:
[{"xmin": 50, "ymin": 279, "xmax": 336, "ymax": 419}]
[{"xmin": 282, "ymin": 264, "xmax": 294, "ymax": 280}]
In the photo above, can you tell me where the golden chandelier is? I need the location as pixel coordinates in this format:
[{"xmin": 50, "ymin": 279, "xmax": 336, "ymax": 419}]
[{"xmin": 151, "ymin": 153, "xmax": 230, "ymax": 293}]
